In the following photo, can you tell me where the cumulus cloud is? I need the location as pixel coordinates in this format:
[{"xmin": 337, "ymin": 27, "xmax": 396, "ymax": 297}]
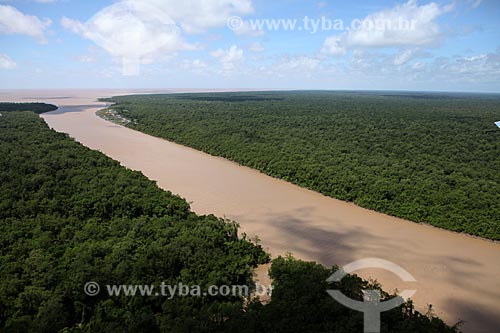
[
  {"xmin": 390, "ymin": 50, "xmax": 500, "ymax": 86},
  {"xmin": 61, "ymin": 0, "xmax": 253, "ymax": 76},
  {"xmin": 444, "ymin": 51, "xmax": 500, "ymax": 80},
  {"xmin": 0, "ymin": 53, "xmax": 16, "ymax": 69},
  {"xmin": 322, "ymin": 0, "xmax": 450, "ymax": 56},
  {"xmin": 210, "ymin": 45, "xmax": 244, "ymax": 71},
  {"xmin": 322, "ymin": 36, "xmax": 347, "ymax": 57},
  {"xmin": 342, "ymin": 48, "xmax": 499, "ymax": 86},
  {"xmin": 145, "ymin": 0, "xmax": 254, "ymax": 33},
  {"xmin": 0, "ymin": 5, "xmax": 51, "ymax": 42},
  {"xmin": 61, "ymin": 1, "xmax": 190, "ymax": 76}
]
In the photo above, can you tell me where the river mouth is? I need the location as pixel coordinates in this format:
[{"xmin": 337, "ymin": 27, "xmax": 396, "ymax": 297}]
[{"xmin": 2, "ymin": 89, "xmax": 500, "ymax": 332}]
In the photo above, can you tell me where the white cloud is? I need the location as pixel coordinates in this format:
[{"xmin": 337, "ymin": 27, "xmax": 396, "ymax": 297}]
[
  {"xmin": 61, "ymin": 0, "xmax": 253, "ymax": 76},
  {"xmin": 393, "ymin": 48, "xmax": 419, "ymax": 65},
  {"xmin": 349, "ymin": 0, "xmax": 445, "ymax": 47},
  {"xmin": 321, "ymin": 36, "xmax": 347, "ymax": 57},
  {"xmin": 386, "ymin": 50, "xmax": 500, "ymax": 86},
  {"xmin": 180, "ymin": 59, "xmax": 207, "ymax": 69},
  {"xmin": 255, "ymin": 56, "xmax": 323, "ymax": 79},
  {"xmin": 0, "ymin": 53, "xmax": 16, "ymax": 69},
  {"xmin": 445, "ymin": 51, "xmax": 500, "ymax": 79},
  {"xmin": 334, "ymin": 48, "xmax": 500, "ymax": 86},
  {"xmin": 275, "ymin": 56, "xmax": 321, "ymax": 73},
  {"xmin": 73, "ymin": 46, "xmax": 101, "ymax": 63},
  {"xmin": 249, "ymin": 42, "xmax": 264, "ymax": 53},
  {"xmin": 210, "ymin": 45, "xmax": 244, "ymax": 71},
  {"xmin": 322, "ymin": 0, "xmax": 450, "ymax": 56},
  {"xmin": 61, "ymin": 1, "xmax": 191, "ymax": 76},
  {"xmin": 179, "ymin": 59, "xmax": 209, "ymax": 75},
  {"xmin": 0, "ymin": 5, "xmax": 51, "ymax": 42},
  {"xmin": 139, "ymin": 0, "xmax": 253, "ymax": 34},
  {"xmin": 412, "ymin": 61, "xmax": 424, "ymax": 70}
]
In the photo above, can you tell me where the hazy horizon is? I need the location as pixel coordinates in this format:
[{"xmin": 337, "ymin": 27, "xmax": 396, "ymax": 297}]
[
  {"xmin": 1, "ymin": 88, "xmax": 499, "ymax": 95},
  {"xmin": 1, "ymin": 0, "xmax": 499, "ymax": 92}
]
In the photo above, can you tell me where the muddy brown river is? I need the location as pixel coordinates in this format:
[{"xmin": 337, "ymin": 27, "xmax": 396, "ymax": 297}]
[{"xmin": 2, "ymin": 90, "xmax": 499, "ymax": 332}]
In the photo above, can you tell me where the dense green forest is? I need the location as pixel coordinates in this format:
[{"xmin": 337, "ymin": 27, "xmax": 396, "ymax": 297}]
[
  {"xmin": 0, "ymin": 102, "xmax": 57, "ymax": 114},
  {"xmin": 103, "ymin": 91, "xmax": 500, "ymax": 240},
  {"xmin": 0, "ymin": 110, "xmax": 458, "ymax": 332}
]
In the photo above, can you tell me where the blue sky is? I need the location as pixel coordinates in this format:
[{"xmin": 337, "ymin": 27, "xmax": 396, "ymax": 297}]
[{"xmin": 0, "ymin": 0, "xmax": 499, "ymax": 92}]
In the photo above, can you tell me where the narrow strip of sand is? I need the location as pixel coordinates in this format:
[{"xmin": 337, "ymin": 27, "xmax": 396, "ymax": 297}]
[{"xmin": 3, "ymin": 90, "xmax": 499, "ymax": 332}]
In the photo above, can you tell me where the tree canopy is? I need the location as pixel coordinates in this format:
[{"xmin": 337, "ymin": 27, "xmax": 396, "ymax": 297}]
[{"xmin": 0, "ymin": 102, "xmax": 57, "ymax": 114}]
